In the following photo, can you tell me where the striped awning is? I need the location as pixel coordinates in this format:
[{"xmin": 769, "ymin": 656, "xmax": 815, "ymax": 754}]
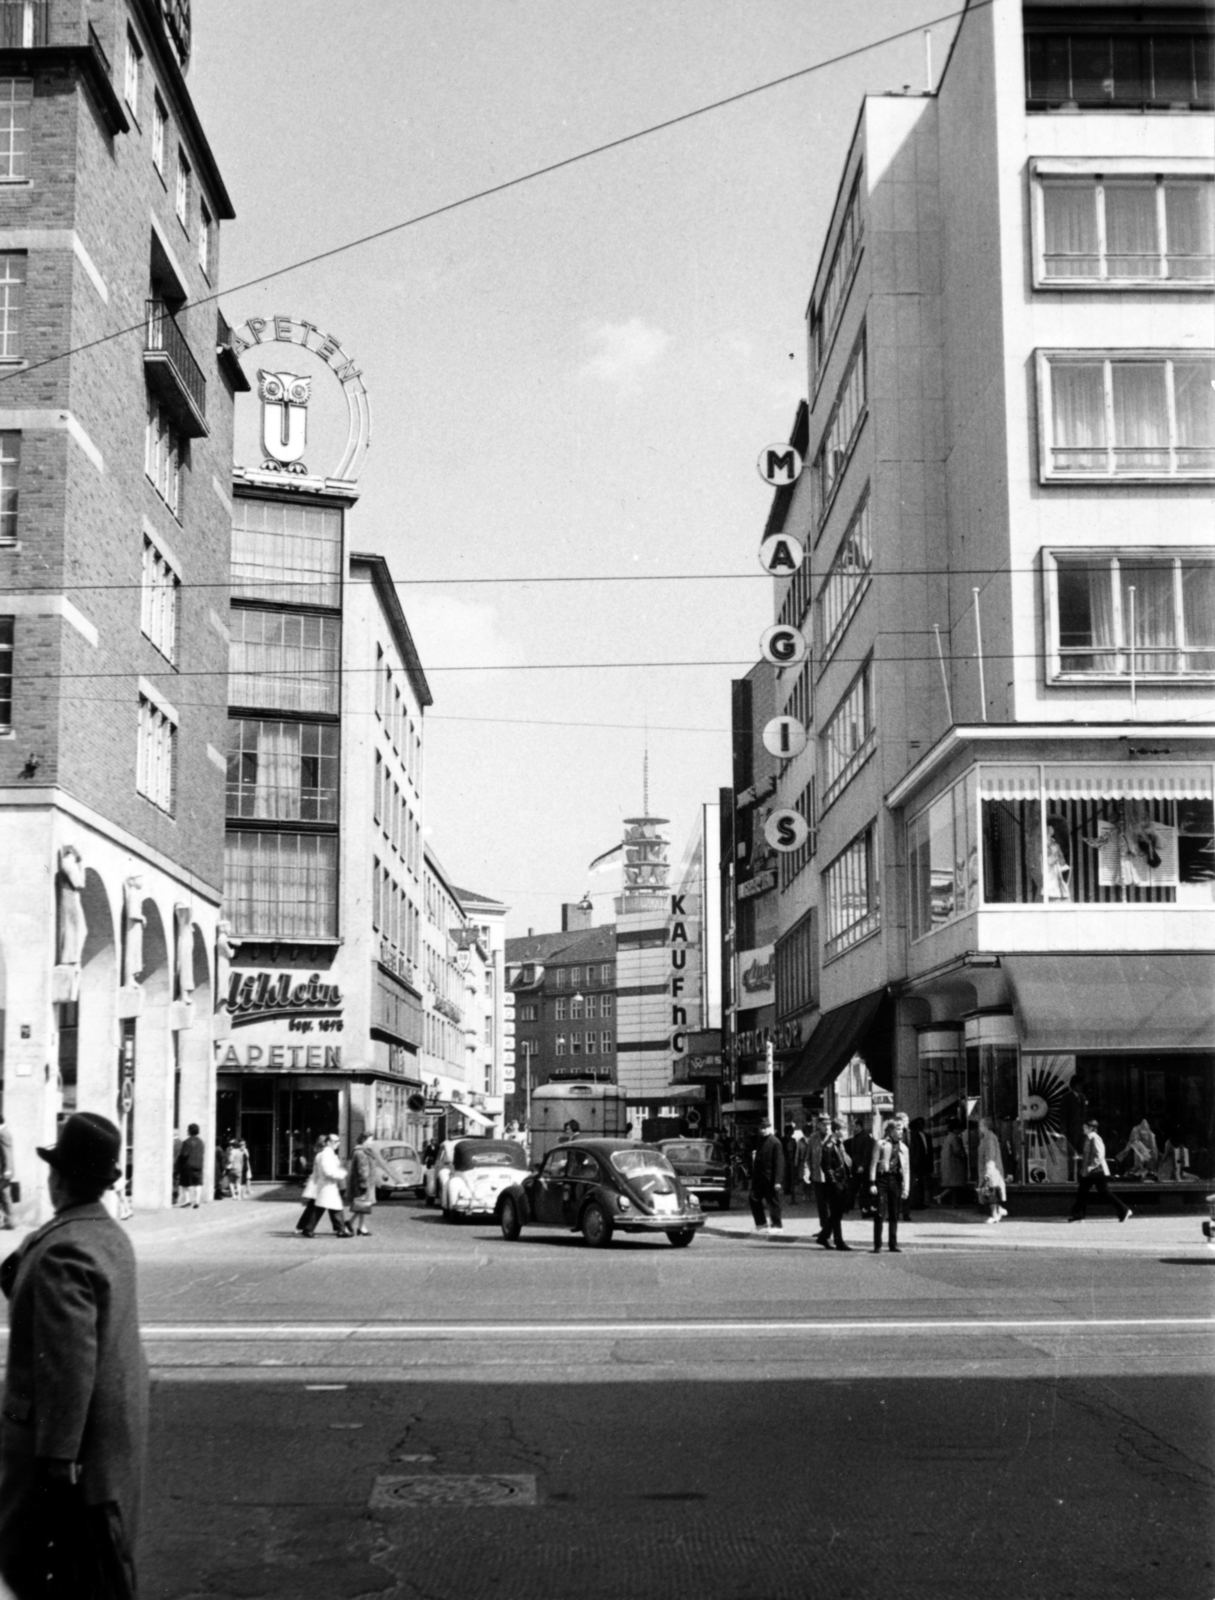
[{"xmin": 1003, "ymin": 954, "xmax": 1215, "ymax": 1053}]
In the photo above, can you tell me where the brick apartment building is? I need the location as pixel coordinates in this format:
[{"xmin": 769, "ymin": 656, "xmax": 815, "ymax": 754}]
[{"xmin": 0, "ymin": 0, "xmax": 239, "ymax": 1214}]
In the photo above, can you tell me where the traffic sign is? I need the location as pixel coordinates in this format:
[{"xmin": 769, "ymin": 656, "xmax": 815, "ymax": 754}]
[
  {"xmin": 764, "ymin": 809, "xmax": 810, "ymax": 853},
  {"xmin": 760, "ymin": 623, "xmax": 807, "ymax": 666},
  {"xmin": 758, "ymin": 533, "xmax": 803, "ymax": 575},
  {"xmin": 762, "ymin": 716, "xmax": 807, "ymax": 759},
  {"xmin": 756, "ymin": 444, "xmax": 803, "ymax": 486}
]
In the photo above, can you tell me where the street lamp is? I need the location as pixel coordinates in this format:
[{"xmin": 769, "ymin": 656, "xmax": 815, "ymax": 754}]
[{"xmin": 521, "ymin": 1040, "xmax": 536, "ymax": 1129}]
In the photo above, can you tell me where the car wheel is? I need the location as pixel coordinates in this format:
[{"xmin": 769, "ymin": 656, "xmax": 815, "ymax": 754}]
[
  {"xmin": 499, "ymin": 1196, "xmax": 522, "ymax": 1241},
  {"xmin": 581, "ymin": 1202, "xmax": 613, "ymax": 1249},
  {"xmin": 666, "ymin": 1228, "xmax": 696, "ymax": 1247}
]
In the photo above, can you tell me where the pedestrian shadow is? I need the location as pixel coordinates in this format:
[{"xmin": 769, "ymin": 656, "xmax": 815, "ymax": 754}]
[{"xmin": 1157, "ymin": 1256, "xmax": 1215, "ymax": 1266}]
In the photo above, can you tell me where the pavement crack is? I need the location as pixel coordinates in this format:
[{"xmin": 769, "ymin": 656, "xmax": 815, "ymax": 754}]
[{"xmin": 1052, "ymin": 1378, "xmax": 1215, "ymax": 1490}]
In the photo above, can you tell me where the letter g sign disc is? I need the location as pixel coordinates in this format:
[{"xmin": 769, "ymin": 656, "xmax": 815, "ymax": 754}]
[
  {"xmin": 760, "ymin": 624, "xmax": 807, "ymax": 667},
  {"xmin": 764, "ymin": 808, "xmax": 810, "ymax": 853}
]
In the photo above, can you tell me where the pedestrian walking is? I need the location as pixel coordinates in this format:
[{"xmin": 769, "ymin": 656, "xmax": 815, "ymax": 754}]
[
  {"xmin": 896, "ymin": 1113, "xmax": 914, "ymax": 1222},
  {"xmin": 0, "ymin": 1112, "xmax": 148, "ymax": 1599},
  {"xmin": 174, "ymin": 1123, "xmax": 206, "ymax": 1208},
  {"xmin": 301, "ymin": 1135, "xmax": 351, "ymax": 1238},
  {"xmin": 804, "ymin": 1113, "xmax": 832, "ymax": 1244},
  {"xmin": 847, "ymin": 1115, "xmax": 877, "ymax": 1218},
  {"xmin": 0, "ymin": 1116, "xmax": 16, "ymax": 1231},
  {"xmin": 782, "ymin": 1124, "xmax": 802, "ymax": 1206},
  {"xmin": 224, "ymin": 1139, "xmax": 246, "ymax": 1200},
  {"xmin": 909, "ymin": 1117, "xmax": 934, "ymax": 1210},
  {"xmin": 347, "ymin": 1132, "xmax": 376, "ymax": 1237},
  {"xmin": 1068, "ymin": 1120, "xmax": 1133, "ymax": 1224},
  {"xmin": 869, "ymin": 1118, "xmax": 909, "ymax": 1253},
  {"xmin": 748, "ymin": 1120, "xmax": 786, "ymax": 1237},
  {"xmin": 935, "ymin": 1117, "xmax": 969, "ymax": 1206},
  {"xmin": 238, "ymin": 1139, "xmax": 253, "ymax": 1198},
  {"xmin": 976, "ymin": 1117, "xmax": 1008, "ymax": 1223},
  {"xmin": 295, "ymin": 1136, "xmax": 327, "ymax": 1235},
  {"xmin": 819, "ymin": 1118, "xmax": 853, "ymax": 1250}
]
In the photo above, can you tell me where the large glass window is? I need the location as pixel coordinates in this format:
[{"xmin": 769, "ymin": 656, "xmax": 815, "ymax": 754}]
[
  {"xmin": 1047, "ymin": 550, "xmax": 1215, "ymax": 679},
  {"xmin": 0, "ymin": 252, "xmax": 24, "ymax": 360},
  {"xmin": 145, "ymin": 395, "xmax": 183, "ymax": 514},
  {"xmin": 1038, "ymin": 173, "xmax": 1214, "ymax": 285},
  {"xmin": 775, "ymin": 909, "xmax": 818, "ymax": 1018},
  {"xmin": 226, "ymin": 718, "xmax": 339, "ymax": 822},
  {"xmin": 0, "ymin": 614, "xmax": 12, "ymax": 729},
  {"xmin": 818, "ymin": 494, "xmax": 872, "ymax": 660},
  {"xmin": 810, "ymin": 172, "xmax": 862, "ymax": 385},
  {"xmin": 231, "ymin": 499, "xmax": 343, "ymax": 607},
  {"xmin": 224, "ymin": 830, "xmax": 338, "ymax": 938},
  {"xmin": 0, "ymin": 429, "xmax": 18, "ymax": 542},
  {"xmin": 1041, "ymin": 353, "xmax": 1215, "ymax": 479},
  {"xmin": 815, "ymin": 331, "xmax": 866, "ymax": 521},
  {"xmin": 823, "ymin": 827, "xmax": 879, "ymax": 958},
  {"xmin": 908, "ymin": 772, "xmax": 979, "ymax": 940},
  {"xmin": 820, "ymin": 659, "xmax": 874, "ymax": 808},
  {"xmin": 228, "ymin": 608, "xmax": 340, "ymax": 715},
  {"xmin": 0, "ymin": 79, "xmax": 31, "ymax": 180},
  {"xmin": 141, "ymin": 537, "xmax": 179, "ymax": 663},
  {"xmin": 1025, "ymin": 29, "xmax": 1214, "ymax": 111},
  {"xmin": 137, "ymin": 694, "xmax": 175, "ymax": 812}
]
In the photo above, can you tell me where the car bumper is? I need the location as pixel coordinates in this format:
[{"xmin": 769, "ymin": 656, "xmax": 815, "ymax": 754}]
[
  {"xmin": 616, "ymin": 1212, "xmax": 706, "ymax": 1233},
  {"xmin": 450, "ymin": 1190, "xmax": 512, "ymax": 1215}
]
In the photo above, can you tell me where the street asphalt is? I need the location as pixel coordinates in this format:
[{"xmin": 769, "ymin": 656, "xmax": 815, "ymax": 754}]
[{"xmin": 3, "ymin": 1190, "xmax": 1212, "ymax": 1599}]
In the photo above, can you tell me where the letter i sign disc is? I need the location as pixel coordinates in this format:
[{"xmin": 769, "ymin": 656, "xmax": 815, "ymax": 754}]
[
  {"xmin": 762, "ymin": 716, "xmax": 807, "ymax": 759},
  {"xmin": 764, "ymin": 809, "xmax": 810, "ymax": 853}
]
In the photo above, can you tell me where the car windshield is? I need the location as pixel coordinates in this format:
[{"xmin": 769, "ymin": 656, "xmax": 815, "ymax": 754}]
[
  {"xmin": 454, "ymin": 1142, "xmax": 529, "ymax": 1172},
  {"xmin": 378, "ymin": 1146, "xmax": 409, "ymax": 1162},
  {"xmin": 662, "ymin": 1142, "xmax": 719, "ymax": 1163},
  {"xmin": 611, "ymin": 1149, "xmax": 676, "ymax": 1179}
]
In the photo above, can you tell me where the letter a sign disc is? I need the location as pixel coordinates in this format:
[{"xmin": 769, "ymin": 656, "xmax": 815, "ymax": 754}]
[
  {"xmin": 764, "ymin": 808, "xmax": 810, "ymax": 853},
  {"xmin": 762, "ymin": 716, "xmax": 807, "ymax": 759},
  {"xmin": 758, "ymin": 534, "xmax": 803, "ymax": 576}
]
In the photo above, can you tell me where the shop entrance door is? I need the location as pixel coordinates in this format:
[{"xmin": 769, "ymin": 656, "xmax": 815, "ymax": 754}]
[
  {"xmin": 241, "ymin": 1112, "xmax": 274, "ymax": 1181},
  {"xmin": 275, "ymin": 1086, "xmax": 340, "ymax": 1181}
]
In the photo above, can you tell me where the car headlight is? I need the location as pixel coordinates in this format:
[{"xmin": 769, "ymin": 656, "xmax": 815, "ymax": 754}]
[
  {"xmin": 688, "ymin": 1194, "xmax": 701, "ymax": 1208},
  {"xmin": 617, "ymin": 1195, "xmax": 632, "ymax": 1210}
]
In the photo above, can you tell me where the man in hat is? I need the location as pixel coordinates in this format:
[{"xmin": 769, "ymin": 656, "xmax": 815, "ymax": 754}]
[
  {"xmin": 0, "ymin": 1112, "xmax": 148, "ymax": 1598},
  {"xmin": 748, "ymin": 1119, "xmax": 786, "ymax": 1237}
]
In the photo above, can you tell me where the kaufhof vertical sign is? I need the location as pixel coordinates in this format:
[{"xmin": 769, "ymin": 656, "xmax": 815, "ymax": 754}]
[{"xmin": 668, "ymin": 829, "xmax": 704, "ymax": 1060}]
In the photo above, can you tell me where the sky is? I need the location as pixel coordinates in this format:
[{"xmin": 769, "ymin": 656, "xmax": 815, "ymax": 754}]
[{"xmin": 191, "ymin": 0, "xmax": 965, "ymax": 937}]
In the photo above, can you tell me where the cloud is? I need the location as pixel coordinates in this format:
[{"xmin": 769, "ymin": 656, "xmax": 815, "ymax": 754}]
[
  {"xmin": 580, "ymin": 318, "xmax": 670, "ymax": 391},
  {"xmin": 402, "ymin": 592, "xmax": 518, "ymax": 676}
]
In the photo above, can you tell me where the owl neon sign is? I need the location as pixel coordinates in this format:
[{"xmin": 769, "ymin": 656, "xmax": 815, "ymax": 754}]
[{"xmin": 229, "ymin": 314, "xmax": 371, "ymax": 484}]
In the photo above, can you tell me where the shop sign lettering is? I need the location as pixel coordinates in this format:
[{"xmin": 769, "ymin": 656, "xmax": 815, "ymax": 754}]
[
  {"xmin": 228, "ymin": 971, "xmax": 343, "ymax": 1027},
  {"xmin": 217, "ymin": 1043, "xmax": 343, "ymax": 1070}
]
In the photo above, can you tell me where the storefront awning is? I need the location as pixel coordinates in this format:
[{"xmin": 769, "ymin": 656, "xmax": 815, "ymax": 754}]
[
  {"xmin": 440, "ymin": 1102, "xmax": 495, "ymax": 1129},
  {"xmin": 778, "ymin": 989, "xmax": 894, "ymax": 1098},
  {"xmin": 1003, "ymin": 954, "xmax": 1215, "ymax": 1054}
]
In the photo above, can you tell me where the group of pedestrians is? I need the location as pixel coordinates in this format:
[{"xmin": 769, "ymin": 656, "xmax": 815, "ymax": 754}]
[{"xmin": 295, "ymin": 1131, "xmax": 376, "ymax": 1238}]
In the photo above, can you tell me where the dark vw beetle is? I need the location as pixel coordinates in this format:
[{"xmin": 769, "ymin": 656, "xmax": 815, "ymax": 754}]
[
  {"xmin": 496, "ymin": 1138, "xmax": 705, "ymax": 1248},
  {"xmin": 656, "ymin": 1138, "xmax": 733, "ymax": 1210}
]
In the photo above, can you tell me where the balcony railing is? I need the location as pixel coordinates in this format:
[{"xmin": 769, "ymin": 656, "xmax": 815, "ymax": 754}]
[
  {"xmin": 144, "ymin": 300, "xmax": 208, "ymax": 436},
  {"xmin": 0, "ymin": 2, "xmax": 49, "ymax": 48}
]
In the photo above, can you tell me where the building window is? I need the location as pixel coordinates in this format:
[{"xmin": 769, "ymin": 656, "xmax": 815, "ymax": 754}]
[
  {"xmin": 600, "ymin": 964, "xmax": 612, "ymax": 983},
  {"xmin": 569, "ymin": 967, "xmax": 582, "ymax": 985},
  {"xmin": 554, "ymin": 968, "xmax": 567, "ymax": 988},
  {"xmin": 175, "ymin": 147, "xmax": 191, "ymax": 229},
  {"xmin": 555, "ymin": 1034, "xmax": 567, "ymax": 1056},
  {"xmin": 224, "ymin": 830, "xmax": 338, "ymax": 938},
  {"xmin": 600, "ymin": 1030, "xmax": 613, "ymax": 1054},
  {"xmin": 908, "ymin": 771, "xmax": 979, "ymax": 941},
  {"xmin": 0, "ymin": 430, "xmax": 18, "ymax": 542},
  {"xmin": 584, "ymin": 995, "xmax": 597, "ymax": 1019},
  {"xmin": 0, "ymin": 614, "xmax": 12, "ymax": 730},
  {"xmin": 599, "ymin": 994, "xmax": 613, "ymax": 1018},
  {"xmin": 198, "ymin": 196, "xmax": 213, "ymax": 278},
  {"xmin": 814, "ymin": 330, "xmax": 866, "ymax": 527},
  {"xmin": 226, "ymin": 718, "xmax": 340, "ymax": 822},
  {"xmin": 124, "ymin": 29, "xmax": 142, "ymax": 118},
  {"xmin": 145, "ymin": 395, "xmax": 183, "ymax": 514},
  {"xmin": 0, "ymin": 79, "xmax": 31, "ymax": 181},
  {"xmin": 818, "ymin": 494, "xmax": 872, "ymax": 661},
  {"xmin": 228, "ymin": 608, "xmax": 341, "ymax": 715},
  {"xmin": 231, "ymin": 498, "xmax": 343, "ymax": 607},
  {"xmin": 783, "ymin": 659, "xmax": 812, "ymax": 732},
  {"xmin": 570, "ymin": 1031, "xmax": 582, "ymax": 1055},
  {"xmin": 1039, "ymin": 352, "xmax": 1214, "ymax": 480},
  {"xmin": 1045, "ymin": 549, "xmax": 1215, "ymax": 680},
  {"xmin": 775, "ymin": 909, "xmax": 818, "ymax": 1018},
  {"xmin": 152, "ymin": 92, "xmax": 166, "ymax": 175},
  {"xmin": 554, "ymin": 998, "xmax": 567, "ymax": 1021},
  {"xmin": 519, "ymin": 1004, "xmax": 537, "ymax": 1022},
  {"xmin": 140, "ymin": 536, "xmax": 179, "ymax": 663},
  {"xmin": 823, "ymin": 828, "xmax": 879, "ymax": 959},
  {"xmin": 137, "ymin": 694, "xmax": 175, "ymax": 812},
  {"xmin": 778, "ymin": 777, "xmax": 816, "ymax": 889},
  {"xmin": 1025, "ymin": 28, "xmax": 1214, "ymax": 112},
  {"xmin": 777, "ymin": 548, "xmax": 814, "ymax": 632},
  {"xmin": 570, "ymin": 996, "xmax": 584, "ymax": 1019},
  {"xmin": 820, "ymin": 660, "xmax": 874, "ymax": 809},
  {"xmin": 1035, "ymin": 170, "xmax": 1214, "ymax": 287},
  {"xmin": 584, "ymin": 1032, "xmax": 596, "ymax": 1056},
  {"xmin": 810, "ymin": 169, "xmax": 863, "ymax": 387},
  {"xmin": 0, "ymin": 253, "xmax": 24, "ymax": 361}
]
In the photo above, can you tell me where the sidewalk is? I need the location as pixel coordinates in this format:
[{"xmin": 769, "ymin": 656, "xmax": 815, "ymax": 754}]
[{"xmin": 704, "ymin": 1201, "xmax": 1213, "ymax": 1253}]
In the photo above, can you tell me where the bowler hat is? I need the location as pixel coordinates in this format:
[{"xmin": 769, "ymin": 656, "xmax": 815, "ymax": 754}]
[{"xmin": 37, "ymin": 1112, "xmax": 122, "ymax": 1188}]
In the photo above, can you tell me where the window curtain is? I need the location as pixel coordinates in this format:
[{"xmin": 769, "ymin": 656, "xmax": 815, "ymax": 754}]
[
  {"xmin": 1051, "ymin": 363, "xmax": 1106, "ymax": 469},
  {"xmin": 1110, "ymin": 362, "xmax": 1168, "ymax": 472},
  {"xmin": 1120, "ymin": 560, "xmax": 1176, "ymax": 673},
  {"xmin": 1181, "ymin": 562, "xmax": 1215, "ymax": 671},
  {"xmin": 1058, "ymin": 560, "xmax": 1116, "ymax": 672},
  {"xmin": 1165, "ymin": 182, "xmax": 1214, "ymax": 279},
  {"xmin": 224, "ymin": 832, "xmax": 336, "ymax": 938},
  {"xmin": 1173, "ymin": 359, "xmax": 1215, "ymax": 471},
  {"xmin": 1042, "ymin": 182, "xmax": 1098, "ymax": 275},
  {"xmin": 253, "ymin": 721, "xmax": 301, "ymax": 820},
  {"xmin": 1104, "ymin": 181, "xmax": 1159, "ymax": 277}
]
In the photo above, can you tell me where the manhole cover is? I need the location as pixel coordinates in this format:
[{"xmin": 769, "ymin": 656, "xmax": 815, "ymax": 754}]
[{"xmin": 370, "ymin": 1475, "xmax": 537, "ymax": 1509}]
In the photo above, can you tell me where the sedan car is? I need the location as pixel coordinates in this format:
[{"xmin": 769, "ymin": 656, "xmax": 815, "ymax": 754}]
[
  {"xmin": 428, "ymin": 1138, "xmax": 530, "ymax": 1219},
  {"xmin": 365, "ymin": 1139, "xmax": 426, "ymax": 1200},
  {"xmin": 496, "ymin": 1139, "xmax": 705, "ymax": 1248},
  {"xmin": 656, "ymin": 1138, "xmax": 733, "ymax": 1210}
]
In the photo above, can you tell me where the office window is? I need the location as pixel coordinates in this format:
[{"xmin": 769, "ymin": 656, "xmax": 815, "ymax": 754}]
[
  {"xmin": 555, "ymin": 1034, "xmax": 566, "ymax": 1057},
  {"xmin": 778, "ymin": 776, "xmax": 817, "ymax": 889},
  {"xmin": 224, "ymin": 830, "xmax": 338, "ymax": 938},
  {"xmin": 152, "ymin": 92, "xmax": 166, "ymax": 175},
  {"xmin": 570, "ymin": 996, "xmax": 584, "ymax": 1019},
  {"xmin": 818, "ymin": 495, "xmax": 872, "ymax": 660},
  {"xmin": 198, "ymin": 196, "xmax": 213, "ymax": 278},
  {"xmin": 600, "ymin": 994, "xmax": 613, "ymax": 1018},
  {"xmin": 0, "ymin": 614, "xmax": 12, "ymax": 730},
  {"xmin": 814, "ymin": 330, "xmax": 866, "ymax": 522},
  {"xmin": 776, "ymin": 909, "xmax": 818, "ymax": 1018},
  {"xmin": 228, "ymin": 608, "xmax": 341, "ymax": 715},
  {"xmin": 810, "ymin": 170, "xmax": 863, "ymax": 385},
  {"xmin": 1046, "ymin": 550, "xmax": 1215, "ymax": 680},
  {"xmin": 908, "ymin": 772, "xmax": 979, "ymax": 941},
  {"xmin": 600, "ymin": 1031, "xmax": 613, "ymax": 1054},
  {"xmin": 226, "ymin": 718, "xmax": 339, "ymax": 822},
  {"xmin": 0, "ymin": 430, "xmax": 18, "ymax": 542},
  {"xmin": 140, "ymin": 537, "xmax": 179, "ymax": 663},
  {"xmin": 784, "ymin": 659, "xmax": 812, "ymax": 732},
  {"xmin": 175, "ymin": 147, "xmax": 191, "ymax": 229},
  {"xmin": 1036, "ymin": 172, "xmax": 1214, "ymax": 286},
  {"xmin": 584, "ymin": 995, "xmax": 597, "ymax": 1020},
  {"xmin": 1025, "ymin": 28, "xmax": 1214, "ymax": 111},
  {"xmin": 554, "ymin": 998, "xmax": 566, "ymax": 1021},
  {"xmin": 136, "ymin": 694, "xmax": 175, "ymax": 812},
  {"xmin": 777, "ymin": 552, "xmax": 814, "ymax": 633},
  {"xmin": 372, "ymin": 856, "xmax": 381, "ymax": 933},
  {"xmin": 519, "ymin": 1004, "xmax": 537, "ymax": 1022},
  {"xmin": 570, "ymin": 1032, "xmax": 582, "ymax": 1056},
  {"xmin": 823, "ymin": 828, "xmax": 879, "ymax": 959},
  {"xmin": 584, "ymin": 1032, "xmax": 596, "ymax": 1056},
  {"xmin": 0, "ymin": 253, "xmax": 24, "ymax": 360},
  {"xmin": 820, "ymin": 660, "xmax": 874, "ymax": 808},
  {"xmin": 600, "ymin": 964, "xmax": 612, "ymax": 983},
  {"xmin": 231, "ymin": 497, "xmax": 342, "ymax": 606},
  {"xmin": 569, "ymin": 967, "xmax": 582, "ymax": 985},
  {"xmin": 0, "ymin": 79, "xmax": 31, "ymax": 180},
  {"xmin": 1040, "ymin": 353, "xmax": 1215, "ymax": 480},
  {"xmin": 124, "ymin": 29, "xmax": 142, "ymax": 117},
  {"xmin": 145, "ymin": 395, "xmax": 183, "ymax": 514},
  {"xmin": 554, "ymin": 968, "xmax": 568, "ymax": 988}
]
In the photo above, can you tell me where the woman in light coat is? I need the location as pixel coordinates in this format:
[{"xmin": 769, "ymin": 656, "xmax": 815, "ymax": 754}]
[
  {"xmin": 304, "ymin": 1134, "xmax": 351, "ymax": 1237},
  {"xmin": 977, "ymin": 1117, "xmax": 1007, "ymax": 1223},
  {"xmin": 868, "ymin": 1118, "xmax": 910, "ymax": 1253},
  {"xmin": 935, "ymin": 1117, "xmax": 969, "ymax": 1206},
  {"xmin": 295, "ymin": 1135, "xmax": 326, "ymax": 1235},
  {"xmin": 347, "ymin": 1132, "xmax": 376, "ymax": 1237}
]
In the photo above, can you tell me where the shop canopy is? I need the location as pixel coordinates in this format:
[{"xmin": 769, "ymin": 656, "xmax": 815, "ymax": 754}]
[
  {"xmin": 778, "ymin": 988, "xmax": 895, "ymax": 1099},
  {"xmin": 444, "ymin": 1103, "xmax": 495, "ymax": 1129},
  {"xmin": 1003, "ymin": 954, "xmax": 1215, "ymax": 1054}
]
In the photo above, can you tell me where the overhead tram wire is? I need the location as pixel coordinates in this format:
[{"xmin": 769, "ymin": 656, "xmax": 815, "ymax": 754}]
[{"xmin": 0, "ymin": 2, "xmax": 985, "ymax": 387}]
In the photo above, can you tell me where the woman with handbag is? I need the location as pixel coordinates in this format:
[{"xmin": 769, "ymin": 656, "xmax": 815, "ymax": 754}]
[
  {"xmin": 347, "ymin": 1132, "xmax": 376, "ymax": 1237},
  {"xmin": 977, "ymin": 1117, "xmax": 1008, "ymax": 1223}
]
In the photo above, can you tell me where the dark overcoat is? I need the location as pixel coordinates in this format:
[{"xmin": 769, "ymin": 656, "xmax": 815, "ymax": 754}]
[
  {"xmin": 0, "ymin": 1202, "xmax": 149, "ymax": 1582},
  {"xmin": 176, "ymin": 1134, "xmax": 205, "ymax": 1186},
  {"xmin": 750, "ymin": 1134, "xmax": 786, "ymax": 1197}
]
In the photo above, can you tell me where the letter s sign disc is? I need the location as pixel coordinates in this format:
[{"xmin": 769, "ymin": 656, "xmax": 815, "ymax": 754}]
[
  {"xmin": 760, "ymin": 624, "xmax": 807, "ymax": 666},
  {"xmin": 764, "ymin": 809, "xmax": 810, "ymax": 853}
]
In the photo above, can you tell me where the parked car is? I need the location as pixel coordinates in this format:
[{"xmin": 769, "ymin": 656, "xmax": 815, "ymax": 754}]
[
  {"xmin": 365, "ymin": 1139, "xmax": 426, "ymax": 1200},
  {"xmin": 427, "ymin": 1138, "xmax": 530, "ymax": 1219},
  {"xmin": 656, "ymin": 1138, "xmax": 732, "ymax": 1210},
  {"xmin": 496, "ymin": 1139, "xmax": 704, "ymax": 1248}
]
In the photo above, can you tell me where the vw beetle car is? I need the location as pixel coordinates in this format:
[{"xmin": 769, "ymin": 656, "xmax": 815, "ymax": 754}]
[
  {"xmin": 428, "ymin": 1137, "xmax": 529, "ymax": 1220},
  {"xmin": 365, "ymin": 1139, "xmax": 426, "ymax": 1200},
  {"xmin": 656, "ymin": 1138, "xmax": 733, "ymax": 1210},
  {"xmin": 496, "ymin": 1138, "xmax": 704, "ymax": 1248}
]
